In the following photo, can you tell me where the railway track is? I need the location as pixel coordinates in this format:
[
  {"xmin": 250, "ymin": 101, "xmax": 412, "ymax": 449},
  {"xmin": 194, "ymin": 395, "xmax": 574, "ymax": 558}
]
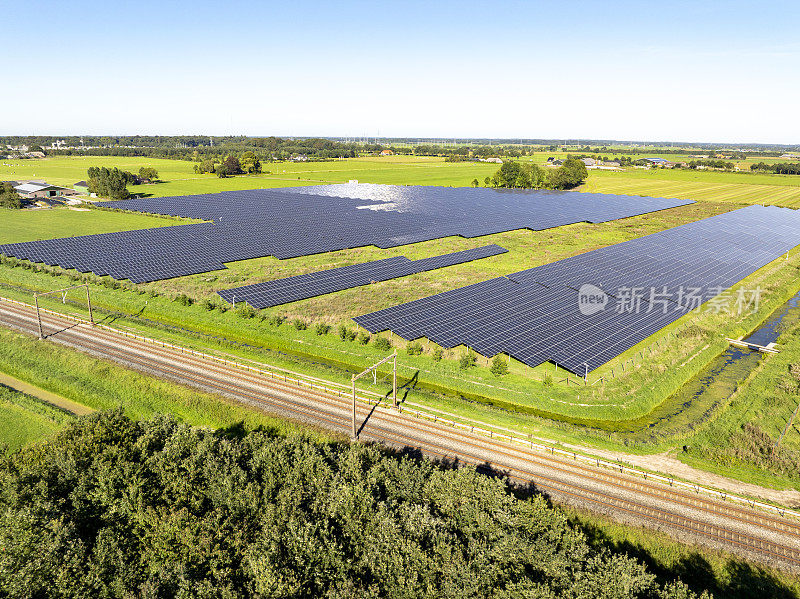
[{"xmin": 1, "ymin": 299, "xmax": 799, "ymax": 571}]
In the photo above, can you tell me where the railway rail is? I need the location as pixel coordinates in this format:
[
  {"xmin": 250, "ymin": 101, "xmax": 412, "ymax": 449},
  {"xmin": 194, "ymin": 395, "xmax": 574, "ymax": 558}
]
[{"xmin": 1, "ymin": 298, "xmax": 799, "ymax": 571}]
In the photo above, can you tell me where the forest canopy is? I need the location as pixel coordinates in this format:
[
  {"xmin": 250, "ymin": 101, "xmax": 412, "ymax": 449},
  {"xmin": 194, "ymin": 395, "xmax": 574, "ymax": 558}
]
[{"xmin": 0, "ymin": 411, "xmax": 704, "ymax": 598}]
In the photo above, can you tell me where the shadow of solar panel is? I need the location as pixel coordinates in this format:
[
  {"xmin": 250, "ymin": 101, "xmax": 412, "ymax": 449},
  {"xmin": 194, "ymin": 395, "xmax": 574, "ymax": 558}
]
[
  {"xmin": 354, "ymin": 205, "xmax": 800, "ymax": 375},
  {"xmin": 218, "ymin": 245, "xmax": 508, "ymax": 309}
]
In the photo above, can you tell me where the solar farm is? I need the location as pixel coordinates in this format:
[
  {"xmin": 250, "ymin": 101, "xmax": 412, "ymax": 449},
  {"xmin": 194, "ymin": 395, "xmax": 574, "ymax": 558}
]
[
  {"xmin": 356, "ymin": 205, "xmax": 800, "ymax": 373},
  {"xmin": 2, "ymin": 183, "xmax": 799, "ymax": 376}
]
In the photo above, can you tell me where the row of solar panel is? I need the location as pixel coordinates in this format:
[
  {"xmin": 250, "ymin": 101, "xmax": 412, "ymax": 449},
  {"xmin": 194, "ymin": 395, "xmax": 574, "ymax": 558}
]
[
  {"xmin": 0, "ymin": 184, "xmax": 692, "ymax": 283},
  {"xmin": 218, "ymin": 245, "xmax": 508, "ymax": 309},
  {"xmin": 354, "ymin": 205, "xmax": 800, "ymax": 375}
]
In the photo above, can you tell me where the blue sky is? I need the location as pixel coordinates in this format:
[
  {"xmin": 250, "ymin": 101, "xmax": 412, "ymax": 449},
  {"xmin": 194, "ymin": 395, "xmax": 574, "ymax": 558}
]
[{"xmin": 3, "ymin": 0, "xmax": 799, "ymax": 143}]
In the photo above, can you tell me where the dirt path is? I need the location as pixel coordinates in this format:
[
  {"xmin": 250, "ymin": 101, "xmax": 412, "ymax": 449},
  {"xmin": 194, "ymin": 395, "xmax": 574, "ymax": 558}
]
[
  {"xmin": 563, "ymin": 443, "xmax": 800, "ymax": 507},
  {"xmin": 0, "ymin": 372, "xmax": 93, "ymax": 416}
]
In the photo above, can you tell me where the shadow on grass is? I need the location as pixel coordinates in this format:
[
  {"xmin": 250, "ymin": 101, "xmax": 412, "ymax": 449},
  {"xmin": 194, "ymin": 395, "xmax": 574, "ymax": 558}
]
[
  {"xmin": 578, "ymin": 520, "xmax": 798, "ymax": 599},
  {"xmin": 392, "ymin": 369, "xmax": 420, "ymax": 405},
  {"xmin": 214, "ymin": 420, "xmax": 285, "ymax": 440}
]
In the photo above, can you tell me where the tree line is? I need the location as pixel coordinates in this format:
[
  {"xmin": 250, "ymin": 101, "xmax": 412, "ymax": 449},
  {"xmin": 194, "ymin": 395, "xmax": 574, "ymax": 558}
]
[
  {"xmin": 193, "ymin": 152, "xmax": 262, "ymax": 177},
  {"xmin": 686, "ymin": 159, "xmax": 735, "ymax": 170},
  {"xmin": 750, "ymin": 161, "xmax": 800, "ymax": 175},
  {"xmin": 0, "ymin": 410, "xmax": 705, "ymax": 598}
]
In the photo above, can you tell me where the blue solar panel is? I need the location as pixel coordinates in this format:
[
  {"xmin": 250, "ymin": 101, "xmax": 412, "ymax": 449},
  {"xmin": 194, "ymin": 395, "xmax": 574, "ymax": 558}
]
[
  {"xmin": 218, "ymin": 245, "xmax": 508, "ymax": 309},
  {"xmin": 0, "ymin": 184, "xmax": 692, "ymax": 283},
  {"xmin": 354, "ymin": 205, "xmax": 800, "ymax": 375}
]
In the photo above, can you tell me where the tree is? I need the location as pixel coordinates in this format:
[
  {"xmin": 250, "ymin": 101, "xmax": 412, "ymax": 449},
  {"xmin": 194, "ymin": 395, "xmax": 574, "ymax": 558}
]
[
  {"xmin": 138, "ymin": 166, "xmax": 159, "ymax": 182},
  {"xmin": 374, "ymin": 336, "xmax": 392, "ymax": 351},
  {"xmin": 490, "ymin": 161, "xmax": 549, "ymax": 190},
  {"xmin": 492, "ymin": 161, "xmax": 523, "ymax": 187},
  {"xmin": 0, "ymin": 182, "xmax": 22, "ymax": 209},
  {"xmin": 471, "ymin": 178, "xmax": 479, "ymax": 187},
  {"xmin": 490, "ymin": 355, "xmax": 509, "ymax": 377},
  {"xmin": 548, "ymin": 157, "xmax": 588, "ymax": 190},
  {"xmin": 86, "ymin": 166, "xmax": 134, "ymax": 200},
  {"xmin": 195, "ymin": 158, "xmax": 217, "ymax": 174},
  {"xmin": 240, "ymin": 151, "xmax": 262, "ymax": 174},
  {"xmin": 223, "ymin": 154, "xmax": 242, "ymax": 175},
  {"xmin": 459, "ymin": 350, "xmax": 477, "ymax": 369}
]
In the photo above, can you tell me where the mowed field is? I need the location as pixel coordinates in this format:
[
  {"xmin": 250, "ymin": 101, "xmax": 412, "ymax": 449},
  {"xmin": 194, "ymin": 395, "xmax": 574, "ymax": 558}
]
[
  {"xmin": 580, "ymin": 169, "xmax": 800, "ymax": 207},
  {"xmin": 0, "ymin": 208, "xmax": 194, "ymax": 244}
]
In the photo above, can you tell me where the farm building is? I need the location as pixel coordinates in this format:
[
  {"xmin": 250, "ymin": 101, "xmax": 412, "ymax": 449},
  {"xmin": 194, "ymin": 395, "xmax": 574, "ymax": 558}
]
[
  {"xmin": 380, "ymin": 149, "xmax": 394, "ymax": 156},
  {"xmin": 643, "ymin": 157, "xmax": 674, "ymax": 167},
  {"xmin": 13, "ymin": 181, "xmax": 78, "ymax": 200}
]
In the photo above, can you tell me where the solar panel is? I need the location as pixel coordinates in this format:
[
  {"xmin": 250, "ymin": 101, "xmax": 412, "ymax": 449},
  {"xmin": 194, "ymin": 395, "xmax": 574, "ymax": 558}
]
[
  {"xmin": 218, "ymin": 245, "xmax": 508, "ymax": 309},
  {"xmin": 0, "ymin": 184, "xmax": 692, "ymax": 283},
  {"xmin": 354, "ymin": 205, "xmax": 800, "ymax": 375}
]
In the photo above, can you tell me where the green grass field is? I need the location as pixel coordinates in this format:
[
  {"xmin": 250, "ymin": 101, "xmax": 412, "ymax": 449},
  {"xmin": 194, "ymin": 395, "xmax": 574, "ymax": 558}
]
[
  {"xmin": 678, "ymin": 315, "xmax": 800, "ymax": 487},
  {"xmin": 0, "ymin": 384, "xmax": 73, "ymax": 450},
  {"xmin": 0, "ymin": 206, "xmax": 193, "ymax": 244}
]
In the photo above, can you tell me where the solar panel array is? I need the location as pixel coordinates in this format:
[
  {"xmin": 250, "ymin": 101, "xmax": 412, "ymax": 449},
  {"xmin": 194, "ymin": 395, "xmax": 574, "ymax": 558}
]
[
  {"xmin": 0, "ymin": 184, "xmax": 691, "ymax": 283},
  {"xmin": 355, "ymin": 205, "xmax": 800, "ymax": 375},
  {"xmin": 218, "ymin": 244, "xmax": 508, "ymax": 309}
]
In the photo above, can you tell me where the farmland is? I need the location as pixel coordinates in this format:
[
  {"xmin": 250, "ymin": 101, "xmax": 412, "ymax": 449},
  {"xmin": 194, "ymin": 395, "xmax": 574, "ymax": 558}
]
[{"xmin": 4, "ymin": 153, "xmax": 800, "ymax": 206}]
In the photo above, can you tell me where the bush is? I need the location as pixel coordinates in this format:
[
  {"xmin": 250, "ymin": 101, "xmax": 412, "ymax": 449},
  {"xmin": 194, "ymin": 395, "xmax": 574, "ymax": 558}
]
[
  {"xmin": 357, "ymin": 331, "xmax": 371, "ymax": 345},
  {"xmin": 267, "ymin": 314, "xmax": 286, "ymax": 327},
  {"xmin": 490, "ymin": 355, "xmax": 509, "ymax": 377},
  {"xmin": 432, "ymin": 347, "xmax": 444, "ymax": 362},
  {"xmin": 174, "ymin": 293, "xmax": 193, "ymax": 306},
  {"xmin": 315, "ymin": 323, "xmax": 331, "ymax": 336},
  {"xmin": 542, "ymin": 373, "xmax": 553, "ymax": 387},
  {"xmin": 374, "ymin": 337, "xmax": 392, "ymax": 351},
  {"xmin": 293, "ymin": 318, "xmax": 308, "ymax": 331},
  {"xmin": 406, "ymin": 341, "xmax": 423, "ymax": 356},
  {"xmin": 338, "ymin": 324, "xmax": 357, "ymax": 342},
  {"xmin": 200, "ymin": 298, "xmax": 216, "ymax": 311},
  {"xmin": 236, "ymin": 304, "xmax": 257, "ymax": 319},
  {"xmin": 459, "ymin": 350, "xmax": 477, "ymax": 370}
]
